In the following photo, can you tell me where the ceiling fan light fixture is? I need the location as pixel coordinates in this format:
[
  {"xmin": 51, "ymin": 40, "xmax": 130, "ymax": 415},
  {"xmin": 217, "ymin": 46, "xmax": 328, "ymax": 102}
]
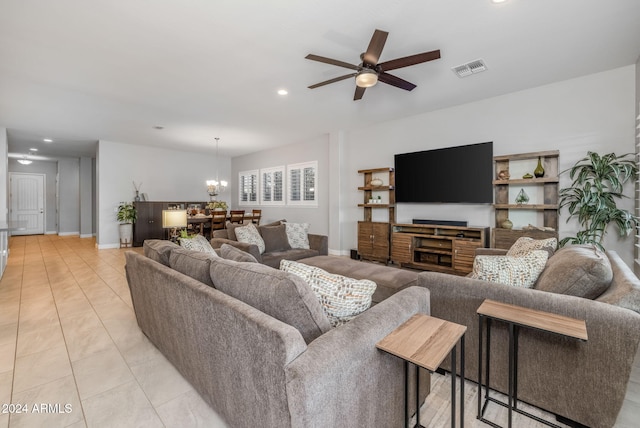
[
  {"xmin": 355, "ymin": 69, "xmax": 378, "ymax": 88},
  {"xmin": 18, "ymin": 158, "xmax": 32, "ymax": 165}
]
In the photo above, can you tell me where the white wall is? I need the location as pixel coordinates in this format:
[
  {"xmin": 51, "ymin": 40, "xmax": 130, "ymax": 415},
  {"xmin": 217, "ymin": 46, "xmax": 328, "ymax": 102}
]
[
  {"xmin": 340, "ymin": 65, "xmax": 636, "ymax": 265},
  {"xmin": 58, "ymin": 158, "xmax": 80, "ymax": 235},
  {"xmin": 97, "ymin": 140, "xmax": 231, "ymax": 248},
  {"xmin": 231, "ymin": 134, "xmax": 330, "ymax": 237},
  {"xmin": 0, "ymin": 128, "xmax": 7, "ymax": 223}
]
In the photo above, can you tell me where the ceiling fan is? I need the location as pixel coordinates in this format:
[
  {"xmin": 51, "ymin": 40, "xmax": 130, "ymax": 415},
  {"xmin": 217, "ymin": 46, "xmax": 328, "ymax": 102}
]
[{"xmin": 306, "ymin": 29, "xmax": 441, "ymax": 101}]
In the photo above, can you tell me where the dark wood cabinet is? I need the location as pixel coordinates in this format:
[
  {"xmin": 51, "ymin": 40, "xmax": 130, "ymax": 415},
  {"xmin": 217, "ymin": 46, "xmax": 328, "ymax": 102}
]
[
  {"xmin": 357, "ymin": 168, "xmax": 395, "ymax": 263},
  {"xmin": 133, "ymin": 202, "xmax": 166, "ymax": 247}
]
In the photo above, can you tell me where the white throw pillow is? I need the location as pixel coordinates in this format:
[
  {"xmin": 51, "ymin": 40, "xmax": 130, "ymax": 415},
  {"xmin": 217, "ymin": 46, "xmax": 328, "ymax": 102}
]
[
  {"xmin": 235, "ymin": 223, "xmax": 266, "ymax": 254},
  {"xmin": 284, "ymin": 222, "xmax": 310, "ymax": 249},
  {"xmin": 280, "ymin": 259, "xmax": 377, "ymax": 327},
  {"xmin": 507, "ymin": 237, "xmax": 557, "ymax": 258},
  {"xmin": 179, "ymin": 234, "xmax": 220, "ymax": 257},
  {"xmin": 470, "ymin": 250, "xmax": 549, "ymax": 288}
]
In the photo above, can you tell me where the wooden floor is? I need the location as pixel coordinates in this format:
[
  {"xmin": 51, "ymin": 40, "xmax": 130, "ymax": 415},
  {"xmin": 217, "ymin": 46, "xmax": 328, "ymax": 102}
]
[{"xmin": 1, "ymin": 235, "xmax": 638, "ymax": 427}]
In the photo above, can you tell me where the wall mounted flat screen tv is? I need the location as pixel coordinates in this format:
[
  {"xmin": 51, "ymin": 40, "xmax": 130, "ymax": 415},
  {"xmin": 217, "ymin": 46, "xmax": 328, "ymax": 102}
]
[{"xmin": 395, "ymin": 142, "xmax": 493, "ymax": 203}]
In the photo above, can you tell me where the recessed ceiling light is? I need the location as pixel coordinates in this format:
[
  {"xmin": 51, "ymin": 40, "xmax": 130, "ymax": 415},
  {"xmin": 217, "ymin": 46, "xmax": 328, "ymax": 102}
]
[
  {"xmin": 277, "ymin": 89, "xmax": 288, "ymax": 96},
  {"xmin": 153, "ymin": 125, "xmax": 164, "ymax": 130},
  {"xmin": 491, "ymin": 0, "xmax": 508, "ymax": 3},
  {"xmin": 43, "ymin": 138, "xmax": 53, "ymax": 142},
  {"xmin": 29, "ymin": 148, "xmax": 38, "ymax": 152}
]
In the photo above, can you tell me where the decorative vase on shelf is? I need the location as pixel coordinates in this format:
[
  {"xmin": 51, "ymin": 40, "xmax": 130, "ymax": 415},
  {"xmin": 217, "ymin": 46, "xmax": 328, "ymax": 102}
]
[
  {"xmin": 134, "ymin": 191, "xmax": 141, "ymax": 202},
  {"xmin": 534, "ymin": 156, "xmax": 545, "ymax": 178},
  {"xmin": 370, "ymin": 178, "xmax": 383, "ymax": 187},
  {"xmin": 502, "ymin": 219, "xmax": 513, "ymax": 229},
  {"xmin": 515, "ymin": 188, "xmax": 530, "ymax": 205}
]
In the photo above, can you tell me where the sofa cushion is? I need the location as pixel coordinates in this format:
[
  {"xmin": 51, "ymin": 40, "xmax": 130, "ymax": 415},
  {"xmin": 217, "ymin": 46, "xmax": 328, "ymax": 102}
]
[
  {"xmin": 284, "ymin": 222, "xmax": 310, "ymax": 249},
  {"xmin": 507, "ymin": 237, "xmax": 557, "ymax": 258},
  {"xmin": 298, "ymin": 256, "xmax": 418, "ymax": 304},
  {"xmin": 143, "ymin": 239, "xmax": 180, "ymax": 266},
  {"xmin": 179, "ymin": 234, "xmax": 220, "ymax": 257},
  {"xmin": 259, "ymin": 224, "xmax": 292, "ymax": 253},
  {"xmin": 261, "ymin": 249, "xmax": 319, "ymax": 268},
  {"xmin": 280, "ymin": 260, "xmax": 377, "ymax": 327},
  {"xmin": 235, "ymin": 223, "xmax": 266, "ymax": 254},
  {"xmin": 169, "ymin": 247, "xmax": 218, "ymax": 287},
  {"xmin": 220, "ymin": 243, "xmax": 259, "ymax": 263},
  {"xmin": 210, "ymin": 258, "xmax": 331, "ymax": 343},
  {"xmin": 225, "ymin": 222, "xmax": 243, "ymax": 241},
  {"xmin": 534, "ymin": 245, "xmax": 613, "ymax": 299},
  {"xmin": 470, "ymin": 250, "xmax": 549, "ymax": 288}
]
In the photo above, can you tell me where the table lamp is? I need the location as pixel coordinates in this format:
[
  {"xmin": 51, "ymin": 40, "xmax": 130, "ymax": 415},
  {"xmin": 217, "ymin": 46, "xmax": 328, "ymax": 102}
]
[{"xmin": 162, "ymin": 210, "xmax": 187, "ymax": 242}]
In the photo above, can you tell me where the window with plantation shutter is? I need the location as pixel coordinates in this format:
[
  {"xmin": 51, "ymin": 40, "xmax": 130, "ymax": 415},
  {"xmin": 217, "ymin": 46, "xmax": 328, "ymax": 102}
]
[
  {"xmin": 287, "ymin": 161, "xmax": 318, "ymax": 206},
  {"xmin": 260, "ymin": 166, "xmax": 285, "ymax": 205},
  {"xmin": 239, "ymin": 170, "xmax": 258, "ymax": 206}
]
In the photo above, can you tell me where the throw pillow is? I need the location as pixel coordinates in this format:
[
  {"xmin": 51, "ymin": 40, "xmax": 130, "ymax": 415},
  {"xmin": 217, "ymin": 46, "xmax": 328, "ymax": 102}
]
[
  {"xmin": 470, "ymin": 250, "xmax": 549, "ymax": 288},
  {"xmin": 259, "ymin": 224, "xmax": 292, "ymax": 253},
  {"xmin": 179, "ymin": 234, "xmax": 220, "ymax": 257},
  {"xmin": 224, "ymin": 222, "xmax": 243, "ymax": 241},
  {"xmin": 210, "ymin": 258, "xmax": 331, "ymax": 344},
  {"xmin": 595, "ymin": 252, "xmax": 640, "ymax": 313},
  {"xmin": 143, "ymin": 239, "xmax": 180, "ymax": 266},
  {"xmin": 234, "ymin": 223, "xmax": 266, "ymax": 254},
  {"xmin": 169, "ymin": 247, "xmax": 218, "ymax": 288},
  {"xmin": 280, "ymin": 259, "xmax": 377, "ymax": 327},
  {"xmin": 284, "ymin": 222, "xmax": 310, "ymax": 249},
  {"xmin": 220, "ymin": 243, "xmax": 259, "ymax": 263},
  {"xmin": 507, "ymin": 237, "xmax": 557, "ymax": 258},
  {"xmin": 534, "ymin": 245, "xmax": 613, "ymax": 299}
]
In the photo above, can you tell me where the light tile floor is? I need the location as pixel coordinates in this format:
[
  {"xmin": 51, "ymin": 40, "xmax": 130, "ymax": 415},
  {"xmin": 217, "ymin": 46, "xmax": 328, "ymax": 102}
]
[
  {"xmin": 0, "ymin": 235, "xmax": 227, "ymax": 428},
  {"xmin": 1, "ymin": 235, "xmax": 638, "ymax": 427}
]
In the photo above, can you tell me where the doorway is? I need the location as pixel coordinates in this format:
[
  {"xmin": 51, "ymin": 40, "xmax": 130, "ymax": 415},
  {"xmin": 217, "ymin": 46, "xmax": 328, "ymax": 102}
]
[{"xmin": 9, "ymin": 172, "xmax": 45, "ymax": 235}]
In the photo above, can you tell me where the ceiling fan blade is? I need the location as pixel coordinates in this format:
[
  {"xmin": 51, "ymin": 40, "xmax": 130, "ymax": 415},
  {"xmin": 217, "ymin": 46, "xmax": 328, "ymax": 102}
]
[
  {"xmin": 354, "ymin": 86, "xmax": 366, "ymax": 101},
  {"xmin": 378, "ymin": 49, "xmax": 441, "ymax": 72},
  {"xmin": 362, "ymin": 29, "xmax": 388, "ymax": 65},
  {"xmin": 308, "ymin": 73, "xmax": 357, "ymax": 89},
  {"xmin": 378, "ymin": 72, "xmax": 417, "ymax": 91},
  {"xmin": 305, "ymin": 54, "xmax": 360, "ymax": 71}
]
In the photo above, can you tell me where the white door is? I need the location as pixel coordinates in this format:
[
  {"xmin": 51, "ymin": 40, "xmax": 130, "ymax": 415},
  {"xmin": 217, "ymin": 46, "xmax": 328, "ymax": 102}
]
[{"xmin": 9, "ymin": 173, "xmax": 45, "ymax": 235}]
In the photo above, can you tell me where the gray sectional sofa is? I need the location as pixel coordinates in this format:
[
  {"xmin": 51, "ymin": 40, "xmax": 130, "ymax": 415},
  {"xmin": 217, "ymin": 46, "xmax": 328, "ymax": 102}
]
[
  {"xmin": 125, "ymin": 240, "xmax": 430, "ymax": 428},
  {"xmin": 419, "ymin": 245, "xmax": 640, "ymax": 428}
]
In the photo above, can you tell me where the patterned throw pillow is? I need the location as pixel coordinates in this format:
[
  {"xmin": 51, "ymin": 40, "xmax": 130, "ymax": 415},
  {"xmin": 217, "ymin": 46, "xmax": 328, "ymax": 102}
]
[
  {"xmin": 470, "ymin": 250, "xmax": 549, "ymax": 288},
  {"xmin": 235, "ymin": 223, "xmax": 266, "ymax": 254},
  {"xmin": 179, "ymin": 234, "xmax": 220, "ymax": 257},
  {"xmin": 507, "ymin": 237, "xmax": 557, "ymax": 258},
  {"xmin": 284, "ymin": 222, "xmax": 310, "ymax": 249},
  {"xmin": 280, "ymin": 260, "xmax": 377, "ymax": 327}
]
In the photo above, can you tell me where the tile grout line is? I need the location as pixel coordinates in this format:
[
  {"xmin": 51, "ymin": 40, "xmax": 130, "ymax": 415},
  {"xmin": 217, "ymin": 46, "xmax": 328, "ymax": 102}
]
[{"xmin": 7, "ymin": 237, "xmax": 25, "ymax": 428}]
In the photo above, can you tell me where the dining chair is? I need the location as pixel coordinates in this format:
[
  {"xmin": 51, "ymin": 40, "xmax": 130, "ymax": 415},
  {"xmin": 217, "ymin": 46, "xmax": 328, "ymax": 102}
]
[
  {"xmin": 229, "ymin": 210, "xmax": 245, "ymax": 224},
  {"xmin": 211, "ymin": 212, "xmax": 227, "ymax": 231},
  {"xmin": 251, "ymin": 209, "xmax": 262, "ymax": 225}
]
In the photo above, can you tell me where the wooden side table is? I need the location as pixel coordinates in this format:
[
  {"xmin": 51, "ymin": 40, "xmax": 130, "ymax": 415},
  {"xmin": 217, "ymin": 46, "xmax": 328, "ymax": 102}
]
[
  {"xmin": 476, "ymin": 299, "xmax": 588, "ymax": 428},
  {"xmin": 377, "ymin": 314, "xmax": 467, "ymax": 428}
]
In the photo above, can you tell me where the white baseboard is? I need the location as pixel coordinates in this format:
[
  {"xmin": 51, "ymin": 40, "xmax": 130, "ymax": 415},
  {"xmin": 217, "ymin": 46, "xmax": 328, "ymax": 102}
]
[
  {"xmin": 328, "ymin": 249, "xmax": 350, "ymax": 256},
  {"xmin": 58, "ymin": 232, "xmax": 80, "ymax": 236},
  {"xmin": 97, "ymin": 243, "xmax": 121, "ymax": 250},
  {"xmin": 45, "ymin": 231, "xmax": 57, "ymax": 235},
  {"xmin": 79, "ymin": 234, "xmax": 93, "ymax": 238}
]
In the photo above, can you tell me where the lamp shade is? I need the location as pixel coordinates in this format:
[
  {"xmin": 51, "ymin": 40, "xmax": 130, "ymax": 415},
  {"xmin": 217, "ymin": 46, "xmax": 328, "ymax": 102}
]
[{"xmin": 162, "ymin": 210, "xmax": 187, "ymax": 228}]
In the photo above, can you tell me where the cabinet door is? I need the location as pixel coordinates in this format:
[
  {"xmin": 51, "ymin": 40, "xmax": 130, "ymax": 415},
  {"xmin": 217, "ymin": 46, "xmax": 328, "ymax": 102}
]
[
  {"xmin": 133, "ymin": 202, "xmax": 166, "ymax": 246},
  {"xmin": 391, "ymin": 233, "xmax": 412, "ymax": 264},
  {"xmin": 358, "ymin": 222, "xmax": 373, "ymax": 257},
  {"xmin": 452, "ymin": 240, "xmax": 482, "ymax": 274},
  {"xmin": 371, "ymin": 222, "xmax": 390, "ymax": 260}
]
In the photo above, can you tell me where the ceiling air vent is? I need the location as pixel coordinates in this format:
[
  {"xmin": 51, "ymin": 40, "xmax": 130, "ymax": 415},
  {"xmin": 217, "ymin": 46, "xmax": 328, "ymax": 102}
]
[{"xmin": 452, "ymin": 59, "xmax": 487, "ymax": 78}]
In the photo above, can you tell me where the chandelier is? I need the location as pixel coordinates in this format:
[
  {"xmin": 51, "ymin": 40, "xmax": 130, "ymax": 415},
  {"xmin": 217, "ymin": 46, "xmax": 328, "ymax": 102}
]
[{"xmin": 206, "ymin": 137, "xmax": 227, "ymax": 201}]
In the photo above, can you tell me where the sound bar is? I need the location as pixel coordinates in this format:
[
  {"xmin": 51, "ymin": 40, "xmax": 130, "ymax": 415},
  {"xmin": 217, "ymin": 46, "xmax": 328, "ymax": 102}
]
[{"xmin": 412, "ymin": 219, "xmax": 468, "ymax": 227}]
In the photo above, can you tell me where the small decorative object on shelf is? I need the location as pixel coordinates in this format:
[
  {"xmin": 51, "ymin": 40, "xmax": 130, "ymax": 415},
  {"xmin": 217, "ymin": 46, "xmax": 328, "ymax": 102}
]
[
  {"xmin": 370, "ymin": 178, "xmax": 383, "ymax": 187},
  {"xmin": 133, "ymin": 181, "xmax": 142, "ymax": 202},
  {"xmin": 522, "ymin": 173, "xmax": 533, "ymax": 179},
  {"xmin": 501, "ymin": 219, "xmax": 513, "ymax": 229},
  {"xmin": 515, "ymin": 188, "xmax": 529, "ymax": 205},
  {"xmin": 534, "ymin": 156, "xmax": 545, "ymax": 178},
  {"xmin": 497, "ymin": 170, "xmax": 510, "ymax": 180}
]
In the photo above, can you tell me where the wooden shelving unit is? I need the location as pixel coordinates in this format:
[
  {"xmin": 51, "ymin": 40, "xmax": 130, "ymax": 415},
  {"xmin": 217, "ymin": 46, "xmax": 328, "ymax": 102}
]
[
  {"xmin": 357, "ymin": 168, "xmax": 395, "ymax": 263},
  {"xmin": 493, "ymin": 150, "xmax": 559, "ymax": 249},
  {"xmin": 391, "ymin": 223, "xmax": 489, "ymax": 275}
]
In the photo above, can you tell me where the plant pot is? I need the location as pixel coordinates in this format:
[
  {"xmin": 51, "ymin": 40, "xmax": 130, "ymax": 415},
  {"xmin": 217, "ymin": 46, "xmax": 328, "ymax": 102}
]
[{"xmin": 119, "ymin": 223, "xmax": 133, "ymax": 247}]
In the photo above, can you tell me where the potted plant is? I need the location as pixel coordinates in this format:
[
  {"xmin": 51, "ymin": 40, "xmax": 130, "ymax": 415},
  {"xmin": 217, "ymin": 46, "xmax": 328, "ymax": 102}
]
[
  {"xmin": 117, "ymin": 202, "xmax": 137, "ymax": 246},
  {"xmin": 559, "ymin": 151, "xmax": 638, "ymax": 250},
  {"xmin": 207, "ymin": 201, "xmax": 228, "ymax": 211}
]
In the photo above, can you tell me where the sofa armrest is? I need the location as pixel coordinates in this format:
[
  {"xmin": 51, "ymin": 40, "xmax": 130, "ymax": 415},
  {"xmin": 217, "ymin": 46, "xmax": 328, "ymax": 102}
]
[
  {"xmin": 285, "ymin": 286, "xmax": 430, "ymax": 427},
  {"xmin": 419, "ymin": 271, "xmax": 640, "ymax": 428},
  {"xmin": 308, "ymin": 234, "xmax": 328, "ymax": 255},
  {"xmin": 209, "ymin": 238, "xmax": 262, "ymax": 262}
]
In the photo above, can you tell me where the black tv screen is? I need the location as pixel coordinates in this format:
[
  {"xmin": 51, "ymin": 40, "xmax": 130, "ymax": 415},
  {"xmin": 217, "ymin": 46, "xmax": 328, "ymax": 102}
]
[{"xmin": 394, "ymin": 142, "xmax": 493, "ymax": 203}]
